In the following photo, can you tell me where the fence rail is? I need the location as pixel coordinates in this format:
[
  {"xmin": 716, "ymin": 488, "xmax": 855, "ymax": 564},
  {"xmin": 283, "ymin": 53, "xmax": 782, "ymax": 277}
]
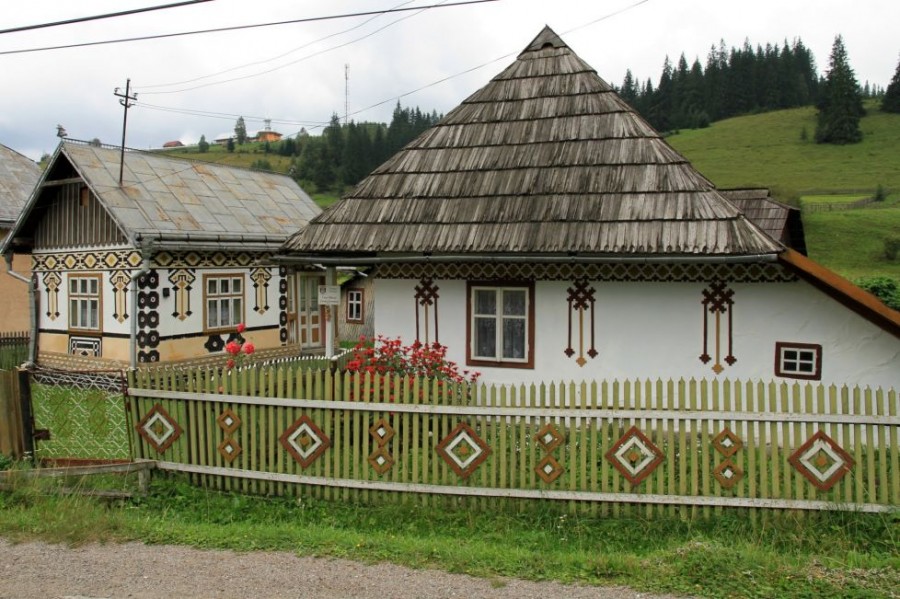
[{"xmin": 127, "ymin": 368, "xmax": 899, "ymax": 515}]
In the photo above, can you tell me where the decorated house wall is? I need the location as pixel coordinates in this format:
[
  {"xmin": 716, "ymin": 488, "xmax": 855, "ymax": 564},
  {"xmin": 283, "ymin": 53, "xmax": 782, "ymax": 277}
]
[
  {"xmin": 32, "ymin": 247, "xmax": 290, "ymax": 365},
  {"xmin": 372, "ymin": 273, "xmax": 898, "ymax": 390}
]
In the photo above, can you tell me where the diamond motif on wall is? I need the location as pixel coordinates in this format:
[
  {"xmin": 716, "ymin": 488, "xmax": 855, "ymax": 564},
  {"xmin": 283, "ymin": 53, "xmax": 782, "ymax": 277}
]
[
  {"xmin": 712, "ymin": 427, "xmax": 743, "ymax": 457},
  {"xmin": 436, "ymin": 422, "xmax": 491, "ymax": 479},
  {"xmin": 605, "ymin": 425, "xmax": 664, "ymax": 486},
  {"xmin": 280, "ymin": 415, "xmax": 330, "ymax": 469},
  {"xmin": 713, "ymin": 458, "xmax": 743, "ymax": 489},
  {"xmin": 789, "ymin": 431, "xmax": 854, "ymax": 491},
  {"xmin": 535, "ymin": 454, "xmax": 564, "ymax": 484},
  {"xmin": 218, "ymin": 437, "xmax": 242, "ymax": 463},
  {"xmin": 368, "ymin": 446, "xmax": 395, "ymax": 474},
  {"xmin": 136, "ymin": 404, "xmax": 183, "ymax": 454},
  {"xmin": 535, "ymin": 423, "xmax": 564, "ymax": 452},
  {"xmin": 217, "ymin": 408, "xmax": 241, "ymax": 434}
]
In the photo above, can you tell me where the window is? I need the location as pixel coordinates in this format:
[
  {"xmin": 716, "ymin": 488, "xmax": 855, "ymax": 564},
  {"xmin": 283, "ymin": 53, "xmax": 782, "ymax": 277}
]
[
  {"xmin": 204, "ymin": 274, "xmax": 244, "ymax": 332},
  {"xmin": 467, "ymin": 282, "xmax": 534, "ymax": 369},
  {"xmin": 346, "ymin": 288, "xmax": 364, "ymax": 323},
  {"xmin": 69, "ymin": 274, "xmax": 102, "ymax": 332},
  {"xmin": 775, "ymin": 342, "xmax": 822, "ymax": 380}
]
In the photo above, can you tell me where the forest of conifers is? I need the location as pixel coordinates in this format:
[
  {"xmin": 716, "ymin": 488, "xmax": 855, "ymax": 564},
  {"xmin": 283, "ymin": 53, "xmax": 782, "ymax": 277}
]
[{"xmin": 252, "ymin": 37, "xmax": 886, "ymax": 192}]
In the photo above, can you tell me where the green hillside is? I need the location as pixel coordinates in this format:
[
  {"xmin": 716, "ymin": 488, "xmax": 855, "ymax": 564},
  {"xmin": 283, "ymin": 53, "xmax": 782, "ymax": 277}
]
[
  {"xmin": 667, "ymin": 102, "xmax": 900, "ymax": 281},
  {"xmin": 666, "ymin": 102, "xmax": 900, "ymax": 195}
]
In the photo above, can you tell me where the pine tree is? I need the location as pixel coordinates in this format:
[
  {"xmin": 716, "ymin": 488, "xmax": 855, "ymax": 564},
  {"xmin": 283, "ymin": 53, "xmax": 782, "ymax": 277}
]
[
  {"xmin": 815, "ymin": 35, "xmax": 863, "ymax": 144},
  {"xmin": 234, "ymin": 116, "xmax": 248, "ymax": 145},
  {"xmin": 882, "ymin": 54, "xmax": 900, "ymax": 113},
  {"xmin": 198, "ymin": 135, "xmax": 209, "ymax": 153}
]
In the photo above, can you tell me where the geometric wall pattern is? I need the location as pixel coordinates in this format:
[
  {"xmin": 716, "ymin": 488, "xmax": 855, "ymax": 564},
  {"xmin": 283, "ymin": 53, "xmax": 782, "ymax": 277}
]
[
  {"xmin": 372, "ymin": 262, "xmax": 799, "ymax": 283},
  {"xmin": 33, "ymin": 249, "xmax": 143, "ymax": 273},
  {"xmin": 153, "ymin": 250, "xmax": 270, "ymax": 269},
  {"xmin": 136, "ymin": 270, "xmax": 161, "ymax": 363}
]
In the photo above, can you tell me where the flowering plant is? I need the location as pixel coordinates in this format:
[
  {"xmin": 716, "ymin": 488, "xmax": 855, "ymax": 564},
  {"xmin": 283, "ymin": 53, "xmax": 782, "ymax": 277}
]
[
  {"xmin": 224, "ymin": 322, "xmax": 255, "ymax": 370},
  {"xmin": 344, "ymin": 335, "xmax": 479, "ymax": 401}
]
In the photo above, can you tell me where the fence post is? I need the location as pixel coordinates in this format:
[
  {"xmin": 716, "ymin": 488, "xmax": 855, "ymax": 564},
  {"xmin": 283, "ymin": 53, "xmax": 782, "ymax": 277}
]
[{"xmin": 16, "ymin": 367, "xmax": 34, "ymax": 463}]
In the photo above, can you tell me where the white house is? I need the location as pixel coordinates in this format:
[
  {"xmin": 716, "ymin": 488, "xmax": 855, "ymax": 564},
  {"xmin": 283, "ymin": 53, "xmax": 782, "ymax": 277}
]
[{"xmin": 278, "ymin": 27, "xmax": 899, "ymax": 389}]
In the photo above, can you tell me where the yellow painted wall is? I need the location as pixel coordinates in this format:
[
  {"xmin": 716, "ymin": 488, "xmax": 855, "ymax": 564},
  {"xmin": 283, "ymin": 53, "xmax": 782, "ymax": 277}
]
[{"xmin": 0, "ymin": 252, "xmax": 32, "ymax": 332}]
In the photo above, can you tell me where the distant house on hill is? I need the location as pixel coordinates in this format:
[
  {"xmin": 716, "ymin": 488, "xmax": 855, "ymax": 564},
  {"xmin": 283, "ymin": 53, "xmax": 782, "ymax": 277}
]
[
  {"xmin": 255, "ymin": 130, "xmax": 283, "ymax": 143},
  {"xmin": 278, "ymin": 26, "xmax": 898, "ymax": 390},
  {"xmin": 162, "ymin": 140, "xmax": 184, "ymax": 149},
  {"xmin": 1, "ymin": 140, "xmax": 324, "ymax": 369},
  {"xmin": 0, "ymin": 142, "xmax": 41, "ymax": 333}
]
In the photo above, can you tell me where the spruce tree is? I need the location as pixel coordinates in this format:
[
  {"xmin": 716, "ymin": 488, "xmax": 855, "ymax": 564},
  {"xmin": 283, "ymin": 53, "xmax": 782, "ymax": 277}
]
[
  {"xmin": 198, "ymin": 134, "xmax": 209, "ymax": 153},
  {"xmin": 234, "ymin": 116, "xmax": 248, "ymax": 145},
  {"xmin": 815, "ymin": 35, "xmax": 863, "ymax": 144},
  {"xmin": 882, "ymin": 54, "xmax": 900, "ymax": 113}
]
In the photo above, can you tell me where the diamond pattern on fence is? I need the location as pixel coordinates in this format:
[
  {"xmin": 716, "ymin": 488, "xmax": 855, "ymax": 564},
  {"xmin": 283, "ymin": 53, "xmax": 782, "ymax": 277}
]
[
  {"xmin": 435, "ymin": 422, "xmax": 491, "ymax": 479},
  {"xmin": 789, "ymin": 431, "xmax": 855, "ymax": 491},
  {"xmin": 280, "ymin": 415, "xmax": 330, "ymax": 469},
  {"xmin": 605, "ymin": 425, "xmax": 664, "ymax": 486},
  {"xmin": 136, "ymin": 404, "xmax": 183, "ymax": 454},
  {"xmin": 30, "ymin": 368, "xmax": 129, "ymax": 461}
]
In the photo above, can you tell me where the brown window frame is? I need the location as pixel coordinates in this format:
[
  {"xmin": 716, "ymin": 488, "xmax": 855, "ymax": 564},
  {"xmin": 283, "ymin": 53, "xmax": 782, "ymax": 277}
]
[
  {"xmin": 466, "ymin": 280, "xmax": 535, "ymax": 369},
  {"xmin": 346, "ymin": 288, "xmax": 365, "ymax": 324},
  {"xmin": 774, "ymin": 342, "xmax": 822, "ymax": 380},
  {"xmin": 67, "ymin": 273, "xmax": 103, "ymax": 334},
  {"xmin": 202, "ymin": 272, "xmax": 246, "ymax": 334}
]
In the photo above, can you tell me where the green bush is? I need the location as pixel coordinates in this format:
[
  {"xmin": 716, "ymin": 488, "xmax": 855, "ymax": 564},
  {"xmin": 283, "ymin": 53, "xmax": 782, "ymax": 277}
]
[{"xmin": 855, "ymin": 275, "xmax": 900, "ymax": 309}]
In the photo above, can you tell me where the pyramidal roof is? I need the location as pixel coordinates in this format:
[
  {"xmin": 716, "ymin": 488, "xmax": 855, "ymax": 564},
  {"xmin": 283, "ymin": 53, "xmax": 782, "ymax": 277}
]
[{"xmin": 284, "ymin": 26, "xmax": 781, "ymax": 257}]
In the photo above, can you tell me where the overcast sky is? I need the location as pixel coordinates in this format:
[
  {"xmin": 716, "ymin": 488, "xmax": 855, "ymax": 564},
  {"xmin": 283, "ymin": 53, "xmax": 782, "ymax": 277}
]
[{"xmin": 1, "ymin": 0, "xmax": 897, "ymax": 161}]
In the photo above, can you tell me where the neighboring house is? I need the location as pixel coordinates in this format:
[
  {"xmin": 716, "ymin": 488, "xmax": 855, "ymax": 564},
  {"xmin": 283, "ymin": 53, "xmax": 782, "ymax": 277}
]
[
  {"xmin": 0, "ymin": 143, "xmax": 41, "ymax": 332},
  {"xmin": 279, "ymin": 27, "xmax": 899, "ymax": 389},
  {"xmin": 162, "ymin": 141, "xmax": 185, "ymax": 149},
  {"xmin": 337, "ymin": 269, "xmax": 374, "ymax": 344},
  {"xmin": 255, "ymin": 130, "xmax": 283, "ymax": 143},
  {"xmin": 720, "ymin": 188, "xmax": 808, "ymax": 255},
  {"xmin": 1, "ymin": 140, "xmax": 327, "ymax": 369}
]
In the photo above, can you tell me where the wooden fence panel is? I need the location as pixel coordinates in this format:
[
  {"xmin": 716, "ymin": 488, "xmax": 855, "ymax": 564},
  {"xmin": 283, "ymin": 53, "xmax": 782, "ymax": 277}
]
[
  {"xmin": 127, "ymin": 367, "xmax": 900, "ymax": 515},
  {"xmin": 0, "ymin": 369, "xmax": 23, "ymax": 458}
]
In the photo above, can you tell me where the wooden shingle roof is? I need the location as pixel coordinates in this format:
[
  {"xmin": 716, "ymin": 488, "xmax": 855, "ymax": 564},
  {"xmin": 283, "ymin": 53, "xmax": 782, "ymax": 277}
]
[
  {"xmin": 719, "ymin": 188, "xmax": 807, "ymax": 255},
  {"xmin": 284, "ymin": 26, "xmax": 781, "ymax": 259},
  {"xmin": 0, "ymin": 143, "xmax": 40, "ymax": 226}
]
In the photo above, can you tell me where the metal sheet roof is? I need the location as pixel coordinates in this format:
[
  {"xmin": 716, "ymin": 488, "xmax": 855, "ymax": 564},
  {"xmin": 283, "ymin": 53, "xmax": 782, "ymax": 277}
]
[
  {"xmin": 0, "ymin": 143, "xmax": 40, "ymax": 225},
  {"xmin": 62, "ymin": 141, "xmax": 320, "ymax": 246}
]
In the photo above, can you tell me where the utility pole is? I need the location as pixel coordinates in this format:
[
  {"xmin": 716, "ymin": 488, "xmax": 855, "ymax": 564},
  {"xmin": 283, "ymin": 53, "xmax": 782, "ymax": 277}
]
[{"xmin": 113, "ymin": 78, "xmax": 137, "ymax": 186}]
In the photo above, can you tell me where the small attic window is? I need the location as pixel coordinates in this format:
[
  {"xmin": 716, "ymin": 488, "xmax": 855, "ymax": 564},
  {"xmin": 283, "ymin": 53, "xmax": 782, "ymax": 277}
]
[
  {"xmin": 541, "ymin": 42, "xmax": 554, "ymax": 49},
  {"xmin": 80, "ymin": 186, "xmax": 89, "ymax": 207}
]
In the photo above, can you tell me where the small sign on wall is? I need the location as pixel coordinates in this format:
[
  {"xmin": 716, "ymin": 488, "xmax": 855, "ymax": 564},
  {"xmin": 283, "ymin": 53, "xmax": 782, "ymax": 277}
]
[{"xmin": 317, "ymin": 285, "xmax": 340, "ymax": 305}]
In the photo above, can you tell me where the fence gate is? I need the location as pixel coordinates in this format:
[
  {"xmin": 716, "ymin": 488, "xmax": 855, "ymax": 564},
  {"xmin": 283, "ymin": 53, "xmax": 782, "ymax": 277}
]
[{"xmin": 29, "ymin": 367, "xmax": 131, "ymax": 464}]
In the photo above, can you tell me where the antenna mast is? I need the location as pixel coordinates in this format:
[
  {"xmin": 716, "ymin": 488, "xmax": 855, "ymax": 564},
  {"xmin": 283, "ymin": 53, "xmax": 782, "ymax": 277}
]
[
  {"xmin": 344, "ymin": 63, "xmax": 349, "ymax": 125},
  {"xmin": 113, "ymin": 78, "xmax": 137, "ymax": 186}
]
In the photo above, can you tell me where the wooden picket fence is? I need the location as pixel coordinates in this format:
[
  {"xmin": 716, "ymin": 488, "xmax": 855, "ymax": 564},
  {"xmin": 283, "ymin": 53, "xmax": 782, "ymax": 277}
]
[{"xmin": 126, "ymin": 367, "xmax": 899, "ymax": 516}]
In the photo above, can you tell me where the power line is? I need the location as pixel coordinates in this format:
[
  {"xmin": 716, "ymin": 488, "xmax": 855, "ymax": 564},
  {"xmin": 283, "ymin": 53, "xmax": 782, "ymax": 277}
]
[
  {"xmin": 139, "ymin": 0, "xmax": 417, "ymax": 91},
  {"xmin": 0, "ymin": 1, "xmax": 212, "ymax": 36},
  {"xmin": 138, "ymin": 0, "xmax": 653, "ymax": 139},
  {"xmin": 0, "ymin": 0, "xmax": 497, "ymax": 57},
  {"xmin": 139, "ymin": 0, "xmax": 452, "ymax": 95}
]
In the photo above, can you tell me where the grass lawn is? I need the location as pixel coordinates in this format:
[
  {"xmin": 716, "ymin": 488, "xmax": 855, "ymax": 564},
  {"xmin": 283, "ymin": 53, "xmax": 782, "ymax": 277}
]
[
  {"xmin": 802, "ymin": 203, "xmax": 900, "ymax": 280},
  {"xmin": 667, "ymin": 102, "xmax": 900, "ymax": 199},
  {"xmin": 0, "ymin": 473, "xmax": 897, "ymax": 598}
]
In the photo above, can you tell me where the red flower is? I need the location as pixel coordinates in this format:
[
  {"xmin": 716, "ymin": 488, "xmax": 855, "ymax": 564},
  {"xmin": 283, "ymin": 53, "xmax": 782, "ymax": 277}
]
[
  {"xmin": 225, "ymin": 340, "xmax": 242, "ymax": 356},
  {"xmin": 236, "ymin": 323, "xmax": 246, "ymax": 333},
  {"xmin": 242, "ymin": 342, "xmax": 255, "ymax": 355},
  {"xmin": 226, "ymin": 358, "xmax": 236, "ymax": 370}
]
